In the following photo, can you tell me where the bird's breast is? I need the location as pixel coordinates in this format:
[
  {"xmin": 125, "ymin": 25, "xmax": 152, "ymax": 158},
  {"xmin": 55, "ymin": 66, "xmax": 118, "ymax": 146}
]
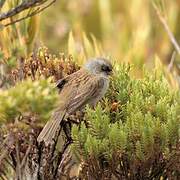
[{"xmin": 90, "ymin": 77, "xmax": 109, "ymax": 106}]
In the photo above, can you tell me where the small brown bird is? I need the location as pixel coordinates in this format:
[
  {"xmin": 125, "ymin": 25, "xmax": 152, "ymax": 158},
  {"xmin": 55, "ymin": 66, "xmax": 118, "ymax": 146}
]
[{"xmin": 37, "ymin": 57, "xmax": 113, "ymax": 145}]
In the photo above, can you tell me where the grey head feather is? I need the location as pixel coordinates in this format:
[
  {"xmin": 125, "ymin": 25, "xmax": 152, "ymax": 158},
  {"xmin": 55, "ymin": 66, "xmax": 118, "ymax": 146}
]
[{"xmin": 83, "ymin": 57, "xmax": 113, "ymax": 76}]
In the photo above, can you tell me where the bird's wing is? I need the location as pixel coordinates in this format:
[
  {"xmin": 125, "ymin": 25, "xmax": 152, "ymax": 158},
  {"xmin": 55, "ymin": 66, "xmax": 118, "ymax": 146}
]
[
  {"xmin": 66, "ymin": 74, "xmax": 105, "ymax": 114},
  {"xmin": 55, "ymin": 69, "xmax": 104, "ymax": 113}
]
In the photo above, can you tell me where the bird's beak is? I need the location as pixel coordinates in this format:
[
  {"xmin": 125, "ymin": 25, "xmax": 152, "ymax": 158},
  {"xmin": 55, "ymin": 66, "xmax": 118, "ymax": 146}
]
[{"xmin": 107, "ymin": 70, "xmax": 113, "ymax": 76}]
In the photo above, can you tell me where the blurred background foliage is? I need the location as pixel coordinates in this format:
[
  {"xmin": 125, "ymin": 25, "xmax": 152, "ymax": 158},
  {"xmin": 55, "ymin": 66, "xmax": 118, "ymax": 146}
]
[
  {"xmin": 40, "ymin": 0, "xmax": 180, "ymax": 66},
  {"xmin": 0, "ymin": 0, "xmax": 40, "ymax": 57},
  {"xmin": 0, "ymin": 0, "xmax": 180, "ymax": 69}
]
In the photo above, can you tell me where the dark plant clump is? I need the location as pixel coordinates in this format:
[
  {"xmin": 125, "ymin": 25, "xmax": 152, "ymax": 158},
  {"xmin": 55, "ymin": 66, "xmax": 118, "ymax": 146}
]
[{"xmin": 0, "ymin": 48, "xmax": 80, "ymax": 180}]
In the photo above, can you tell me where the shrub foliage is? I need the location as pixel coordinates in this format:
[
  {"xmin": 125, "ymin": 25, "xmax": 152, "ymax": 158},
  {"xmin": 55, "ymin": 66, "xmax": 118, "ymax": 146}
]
[
  {"xmin": 0, "ymin": 48, "xmax": 179, "ymax": 179},
  {"xmin": 72, "ymin": 64, "xmax": 180, "ymax": 179}
]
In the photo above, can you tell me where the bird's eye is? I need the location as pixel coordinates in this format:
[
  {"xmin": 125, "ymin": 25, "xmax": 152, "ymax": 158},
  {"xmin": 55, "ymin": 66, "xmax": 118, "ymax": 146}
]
[{"xmin": 101, "ymin": 65, "xmax": 112, "ymax": 72}]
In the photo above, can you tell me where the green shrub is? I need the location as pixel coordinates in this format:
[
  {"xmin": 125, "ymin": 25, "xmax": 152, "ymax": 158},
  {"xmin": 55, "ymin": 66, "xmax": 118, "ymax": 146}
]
[
  {"xmin": 0, "ymin": 78, "xmax": 59, "ymax": 130},
  {"xmin": 72, "ymin": 64, "xmax": 180, "ymax": 179}
]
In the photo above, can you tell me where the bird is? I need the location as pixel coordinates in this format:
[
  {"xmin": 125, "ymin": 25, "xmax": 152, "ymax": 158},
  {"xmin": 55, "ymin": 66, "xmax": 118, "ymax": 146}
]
[{"xmin": 37, "ymin": 57, "xmax": 113, "ymax": 145}]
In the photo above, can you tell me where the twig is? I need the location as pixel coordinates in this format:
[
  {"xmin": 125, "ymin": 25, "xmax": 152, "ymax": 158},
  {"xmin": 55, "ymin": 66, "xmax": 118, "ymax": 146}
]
[
  {"xmin": 3, "ymin": 0, "xmax": 56, "ymax": 27},
  {"xmin": 0, "ymin": 0, "xmax": 45, "ymax": 21},
  {"xmin": 20, "ymin": 145, "xmax": 31, "ymax": 169},
  {"xmin": 0, "ymin": 0, "xmax": 56, "ymax": 28},
  {"xmin": 54, "ymin": 140, "xmax": 73, "ymax": 179},
  {"xmin": 168, "ymin": 51, "xmax": 176, "ymax": 72},
  {"xmin": 15, "ymin": 142, "xmax": 22, "ymax": 180},
  {"xmin": 152, "ymin": 2, "xmax": 180, "ymax": 54}
]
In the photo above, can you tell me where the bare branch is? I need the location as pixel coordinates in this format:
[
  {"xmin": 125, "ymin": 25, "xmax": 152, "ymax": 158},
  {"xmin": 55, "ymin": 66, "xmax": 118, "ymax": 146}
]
[
  {"xmin": 152, "ymin": 2, "xmax": 180, "ymax": 54},
  {"xmin": 0, "ymin": 0, "xmax": 56, "ymax": 28},
  {"xmin": 15, "ymin": 142, "xmax": 22, "ymax": 180},
  {"xmin": 3, "ymin": 0, "xmax": 56, "ymax": 28},
  {"xmin": 20, "ymin": 146, "xmax": 31, "ymax": 169},
  {"xmin": 0, "ymin": 0, "xmax": 44, "ymax": 21}
]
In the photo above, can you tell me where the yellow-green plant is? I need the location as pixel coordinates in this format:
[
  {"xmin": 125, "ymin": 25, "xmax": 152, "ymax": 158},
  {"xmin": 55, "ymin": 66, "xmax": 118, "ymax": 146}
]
[
  {"xmin": 40, "ymin": 0, "xmax": 180, "ymax": 79},
  {"xmin": 0, "ymin": 0, "xmax": 40, "ymax": 58},
  {"xmin": 0, "ymin": 78, "xmax": 59, "ymax": 126}
]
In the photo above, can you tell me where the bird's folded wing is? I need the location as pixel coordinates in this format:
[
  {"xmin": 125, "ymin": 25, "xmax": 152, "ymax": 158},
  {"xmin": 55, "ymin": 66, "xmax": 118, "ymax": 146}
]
[{"xmin": 67, "ymin": 76, "xmax": 105, "ymax": 114}]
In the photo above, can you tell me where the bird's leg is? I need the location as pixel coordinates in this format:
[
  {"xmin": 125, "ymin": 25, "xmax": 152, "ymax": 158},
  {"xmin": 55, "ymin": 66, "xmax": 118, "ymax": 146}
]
[{"xmin": 62, "ymin": 120, "xmax": 73, "ymax": 143}]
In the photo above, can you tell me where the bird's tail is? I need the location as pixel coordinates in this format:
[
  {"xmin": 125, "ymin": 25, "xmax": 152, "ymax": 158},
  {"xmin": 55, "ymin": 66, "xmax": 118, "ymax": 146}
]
[{"xmin": 37, "ymin": 110, "xmax": 66, "ymax": 145}]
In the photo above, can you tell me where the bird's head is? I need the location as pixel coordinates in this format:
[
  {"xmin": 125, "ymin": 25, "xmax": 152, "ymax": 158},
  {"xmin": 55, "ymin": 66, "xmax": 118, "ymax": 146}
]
[{"xmin": 84, "ymin": 57, "xmax": 113, "ymax": 77}]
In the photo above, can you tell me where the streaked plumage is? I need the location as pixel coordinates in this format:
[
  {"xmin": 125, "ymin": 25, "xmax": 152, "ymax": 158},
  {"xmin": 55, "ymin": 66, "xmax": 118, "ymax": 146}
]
[{"xmin": 37, "ymin": 57, "xmax": 112, "ymax": 145}]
